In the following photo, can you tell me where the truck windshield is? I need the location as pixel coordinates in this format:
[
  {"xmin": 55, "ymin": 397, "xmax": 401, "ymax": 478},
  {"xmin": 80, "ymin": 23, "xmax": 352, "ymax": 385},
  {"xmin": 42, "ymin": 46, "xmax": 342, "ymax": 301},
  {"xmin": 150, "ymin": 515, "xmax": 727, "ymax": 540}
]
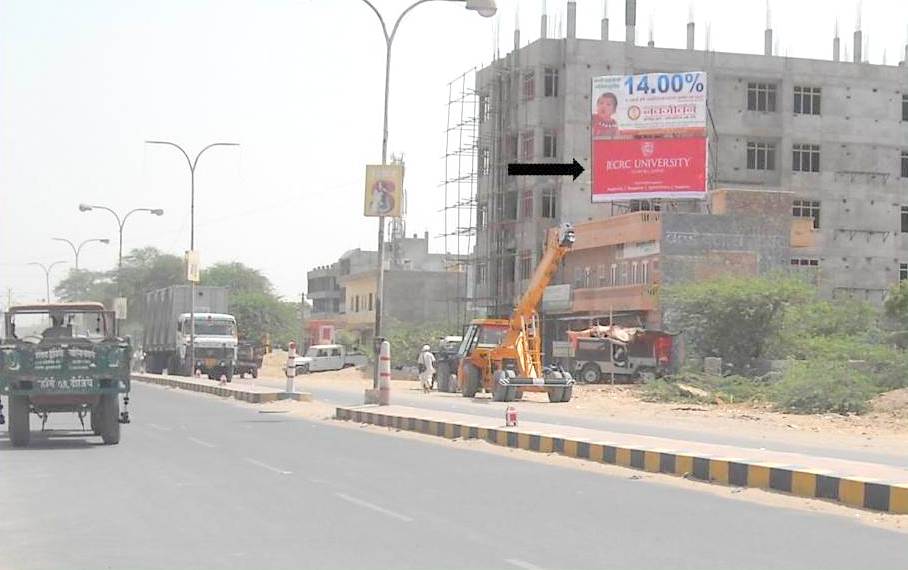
[
  {"xmin": 7, "ymin": 311, "xmax": 107, "ymax": 341},
  {"xmin": 192, "ymin": 320, "xmax": 236, "ymax": 336},
  {"xmin": 477, "ymin": 324, "xmax": 508, "ymax": 346}
]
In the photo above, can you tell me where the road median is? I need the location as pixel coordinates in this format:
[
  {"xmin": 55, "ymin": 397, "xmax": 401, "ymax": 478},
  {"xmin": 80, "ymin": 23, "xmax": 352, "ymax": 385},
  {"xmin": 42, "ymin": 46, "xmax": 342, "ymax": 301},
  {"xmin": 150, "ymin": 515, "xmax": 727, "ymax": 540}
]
[
  {"xmin": 133, "ymin": 372, "xmax": 311, "ymax": 404},
  {"xmin": 335, "ymin": 404, "xmax": 908, "ymax": 515}
]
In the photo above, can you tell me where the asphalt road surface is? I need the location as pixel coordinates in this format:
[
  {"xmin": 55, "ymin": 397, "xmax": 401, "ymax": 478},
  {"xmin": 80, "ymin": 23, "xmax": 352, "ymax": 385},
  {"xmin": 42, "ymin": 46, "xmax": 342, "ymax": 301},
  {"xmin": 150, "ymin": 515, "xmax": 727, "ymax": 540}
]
[
  {"xmin": 2, "ymin": 382, "xmax": 906, "ymax": 570},
  {"xmin": 276, "ymin": 375, "xmax": 908, "ymax": 469}
]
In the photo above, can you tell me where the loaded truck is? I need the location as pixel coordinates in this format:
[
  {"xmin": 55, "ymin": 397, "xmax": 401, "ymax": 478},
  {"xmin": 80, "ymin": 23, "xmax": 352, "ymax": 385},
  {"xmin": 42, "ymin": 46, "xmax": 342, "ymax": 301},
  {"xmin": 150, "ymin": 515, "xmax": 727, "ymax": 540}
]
[
  {"xmin": 0, "ymin": 303, "xmax": 131, "ymax": 447},
  {"xmin": 142, "ymin": 285, "xmax": 238, "ymax": 381}
]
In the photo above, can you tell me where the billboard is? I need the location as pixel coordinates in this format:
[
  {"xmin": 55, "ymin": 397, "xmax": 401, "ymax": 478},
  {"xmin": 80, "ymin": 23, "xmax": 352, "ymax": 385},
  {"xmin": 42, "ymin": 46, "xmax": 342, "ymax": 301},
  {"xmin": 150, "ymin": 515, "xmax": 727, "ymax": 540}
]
[
  {"xmin": 364, "ymin": 164, "xmax": 404, "ymax": 218},
  {"xmin": 591, "ymin": 71, "xmax": 707, "ymax": 201}
]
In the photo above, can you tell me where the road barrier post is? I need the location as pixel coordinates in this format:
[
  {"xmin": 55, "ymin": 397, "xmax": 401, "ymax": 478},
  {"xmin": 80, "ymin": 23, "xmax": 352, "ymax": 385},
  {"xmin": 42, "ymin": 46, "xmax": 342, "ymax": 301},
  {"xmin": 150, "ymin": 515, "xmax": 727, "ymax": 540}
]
[
  {"xmin": 286, "ymin": 341, "xmax": 297, "ymax": 394},
  {"xmin": 378, "ymin": 340, "xmax": 391, "ymax": 406}
]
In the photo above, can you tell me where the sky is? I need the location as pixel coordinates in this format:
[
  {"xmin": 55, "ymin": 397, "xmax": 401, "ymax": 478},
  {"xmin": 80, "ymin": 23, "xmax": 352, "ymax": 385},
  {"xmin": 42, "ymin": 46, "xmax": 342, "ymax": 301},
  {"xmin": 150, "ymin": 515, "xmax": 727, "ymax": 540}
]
[{"xmin": 2, "ymin": 0, "xmax": 907, "ymax": 305}]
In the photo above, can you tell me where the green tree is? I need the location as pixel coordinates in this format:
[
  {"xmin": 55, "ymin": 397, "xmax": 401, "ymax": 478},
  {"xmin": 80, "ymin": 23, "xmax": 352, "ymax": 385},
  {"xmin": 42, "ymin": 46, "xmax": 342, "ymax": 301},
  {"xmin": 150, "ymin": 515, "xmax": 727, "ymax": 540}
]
[
  {"xmin": 202, "ymin": 262, "xmax": 273, "ymax": 295},
  {"xmin": 663, "ymin": 274, "xmax": 812, "ymax": 372}
]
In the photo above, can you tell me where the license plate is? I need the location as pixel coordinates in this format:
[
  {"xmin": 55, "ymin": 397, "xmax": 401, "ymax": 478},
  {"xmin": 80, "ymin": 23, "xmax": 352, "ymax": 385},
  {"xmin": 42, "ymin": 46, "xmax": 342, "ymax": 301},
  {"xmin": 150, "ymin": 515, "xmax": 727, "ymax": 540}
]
[{"xmin": 204, "ymin": 358, "xmax": 218, "ymax": 367}]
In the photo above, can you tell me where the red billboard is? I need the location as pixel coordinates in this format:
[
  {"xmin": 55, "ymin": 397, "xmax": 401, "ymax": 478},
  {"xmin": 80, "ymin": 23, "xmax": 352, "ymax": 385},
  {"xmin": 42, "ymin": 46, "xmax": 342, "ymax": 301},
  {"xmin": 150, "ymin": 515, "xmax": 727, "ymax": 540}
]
[{"xmin": 591, "ymin": 137, "xmax": 707, "ymax": 202}]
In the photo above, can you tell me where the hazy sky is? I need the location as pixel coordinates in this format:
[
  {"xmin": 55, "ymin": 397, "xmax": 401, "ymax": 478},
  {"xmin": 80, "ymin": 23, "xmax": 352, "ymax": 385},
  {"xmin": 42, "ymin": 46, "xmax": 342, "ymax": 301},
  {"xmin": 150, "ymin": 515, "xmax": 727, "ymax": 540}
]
[{"xmin": 2, "ymin": 0, "xmax": 907, "ymax": 305}]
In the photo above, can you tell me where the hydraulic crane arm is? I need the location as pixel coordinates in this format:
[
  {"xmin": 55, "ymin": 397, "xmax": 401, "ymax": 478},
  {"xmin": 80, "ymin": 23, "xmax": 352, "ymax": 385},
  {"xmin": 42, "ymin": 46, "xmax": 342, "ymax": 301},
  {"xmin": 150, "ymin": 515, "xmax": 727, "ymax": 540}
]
[{"xmin": 509, "ymin": 223, "xmax": 575, "ymax": 324}]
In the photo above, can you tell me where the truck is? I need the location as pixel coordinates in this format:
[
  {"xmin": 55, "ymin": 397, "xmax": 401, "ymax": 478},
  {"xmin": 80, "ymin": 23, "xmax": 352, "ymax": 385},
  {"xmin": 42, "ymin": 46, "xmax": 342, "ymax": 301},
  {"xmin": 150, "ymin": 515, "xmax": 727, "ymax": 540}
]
[
  {"xmin": 567, "ymin": 325, "xmax": 681, "ymax": 383},
  {"xmin": 142, "ymin": 285, "xmax": 238, "ymax": 381},
  {"xmin": 433, "ymin": 335, "xmax": 463, "ymax": 393},
  {"xmin": 0, "ymin": 303, "xmax": 131, "ymax": 447},
  {"xmin": 456, "ymin": 223, "xmax": 576, "ymax": 403},
  {"xmin": 288, "ymin": 344, "xmax": 369, "ymax": 374},
  {"xmin": 235, "ymin": 340, "xmax": 264, "ymax": 379}
]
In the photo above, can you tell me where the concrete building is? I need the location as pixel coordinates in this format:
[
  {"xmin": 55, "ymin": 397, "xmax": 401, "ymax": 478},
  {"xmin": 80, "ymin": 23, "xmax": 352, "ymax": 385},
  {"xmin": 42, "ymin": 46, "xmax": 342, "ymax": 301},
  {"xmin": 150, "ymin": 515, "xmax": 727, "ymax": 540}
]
[
  {"xmin": 473, "ymin": 0, "xmax": 908, "ymax": 319},
  {"xmin": 306, "ymin": 232, "xmax": 465, "ymax": 345}
]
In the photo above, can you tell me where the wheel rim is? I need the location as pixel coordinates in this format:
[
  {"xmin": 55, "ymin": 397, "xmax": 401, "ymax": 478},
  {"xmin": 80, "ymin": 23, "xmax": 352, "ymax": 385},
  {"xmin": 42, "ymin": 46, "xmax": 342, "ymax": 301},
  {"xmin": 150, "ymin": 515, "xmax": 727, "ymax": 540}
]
[{"xmin": 582, "ymin": 368, "xmax": 599, "ymax": 383}]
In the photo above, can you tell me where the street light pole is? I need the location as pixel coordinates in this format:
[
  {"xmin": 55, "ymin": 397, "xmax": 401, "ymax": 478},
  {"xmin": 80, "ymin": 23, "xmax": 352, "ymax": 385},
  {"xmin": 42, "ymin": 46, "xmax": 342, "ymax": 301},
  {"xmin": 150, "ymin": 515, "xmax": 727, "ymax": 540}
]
[
  {"xmin": 145, "ymin": 140, "xmax": 239, "ymax": 375},
  {"xmin": 52, "ymin": 237, "xmax": 110, "ymax": 270},
  {"xmin": 28, "ymin": 261, "xmax": 68, "ymax": 303},
  {"xmin": 358, "ymin": 0, "xmax": 496, "ymax": 389},
  {"xmin": 78, "ymin": 205, "xmax": 164, "ymax": 290}
]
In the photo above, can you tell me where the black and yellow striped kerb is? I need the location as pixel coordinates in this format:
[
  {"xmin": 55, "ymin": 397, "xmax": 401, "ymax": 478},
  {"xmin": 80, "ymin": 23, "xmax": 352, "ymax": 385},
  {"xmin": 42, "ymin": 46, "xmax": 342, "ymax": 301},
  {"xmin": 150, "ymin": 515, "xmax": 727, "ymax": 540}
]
[
  {"xmin": 335, "ymin": 406, "xmax": 908, "ymax": 515},
  {"xmin": 132, "ymin": 373, "xmax": 304, "ymax": 404}
]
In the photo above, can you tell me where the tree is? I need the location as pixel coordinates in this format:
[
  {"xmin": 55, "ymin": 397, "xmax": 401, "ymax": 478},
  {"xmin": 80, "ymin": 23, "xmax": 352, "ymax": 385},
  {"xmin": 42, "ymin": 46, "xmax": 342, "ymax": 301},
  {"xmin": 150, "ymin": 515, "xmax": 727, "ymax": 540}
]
[
  {"xmin": 202, "ymin": 262, "xmax": 273, "ymax": 296},
  {"xmin": 663, "ymin": 274, "xmax": 812, "ymax": 372}
]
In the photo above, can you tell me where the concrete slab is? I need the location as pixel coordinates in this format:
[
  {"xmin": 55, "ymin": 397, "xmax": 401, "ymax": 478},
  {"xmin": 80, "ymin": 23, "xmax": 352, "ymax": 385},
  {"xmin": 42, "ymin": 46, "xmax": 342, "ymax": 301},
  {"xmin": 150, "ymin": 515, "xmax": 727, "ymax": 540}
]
[{"xmin": 132, "ymin": 373, "xmax": 311, "ymax": 404}]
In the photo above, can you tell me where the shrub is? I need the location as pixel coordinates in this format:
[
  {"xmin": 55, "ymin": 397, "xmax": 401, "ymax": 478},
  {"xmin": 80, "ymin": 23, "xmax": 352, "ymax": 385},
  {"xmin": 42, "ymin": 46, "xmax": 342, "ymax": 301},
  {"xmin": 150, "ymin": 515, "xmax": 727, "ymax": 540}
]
[{"xmin": 772, "ymin": 360, "xmax": 877, "ymax": 415}]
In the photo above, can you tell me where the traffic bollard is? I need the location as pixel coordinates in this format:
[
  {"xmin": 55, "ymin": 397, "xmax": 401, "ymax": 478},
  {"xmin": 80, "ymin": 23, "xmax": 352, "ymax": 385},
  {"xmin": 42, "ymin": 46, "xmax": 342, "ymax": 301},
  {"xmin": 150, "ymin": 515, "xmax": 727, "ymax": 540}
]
[
  {"xmin": 286, "ymin": 340, "xmax": 297, "ymax": 393},
  {"xmin": 378, "ymin": 340, "xmax": 391, "ymax": 406}
]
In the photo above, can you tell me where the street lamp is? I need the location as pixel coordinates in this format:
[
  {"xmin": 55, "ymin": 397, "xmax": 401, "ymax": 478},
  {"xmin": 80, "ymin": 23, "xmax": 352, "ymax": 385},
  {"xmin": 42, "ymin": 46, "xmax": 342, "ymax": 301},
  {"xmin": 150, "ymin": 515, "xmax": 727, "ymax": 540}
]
[
  {"xmin": 144, "ymin": 140, "xmax": 239, "ymax": 375},
  {"xmin": 28, "ymin": 261, "xmax": 68, "ymax": 303},
  {"xmin": 358, "ymin": 0, "xmax": 496, "ymax": 389},
  {"xmin": 52, "ymin": 237, "xmax": 110, "ymax": 270},
  {"xmin": 77, "ymin": 204, "xmax": 164, "ymax": 279}
]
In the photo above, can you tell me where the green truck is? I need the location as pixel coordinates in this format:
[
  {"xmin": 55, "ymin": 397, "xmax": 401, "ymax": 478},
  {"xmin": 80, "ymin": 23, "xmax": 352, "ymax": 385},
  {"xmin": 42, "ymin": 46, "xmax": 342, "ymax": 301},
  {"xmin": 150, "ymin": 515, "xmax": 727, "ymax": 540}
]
[{"xmin": 0, "ymin": 303, "xmax": 131, "ymax": 447}]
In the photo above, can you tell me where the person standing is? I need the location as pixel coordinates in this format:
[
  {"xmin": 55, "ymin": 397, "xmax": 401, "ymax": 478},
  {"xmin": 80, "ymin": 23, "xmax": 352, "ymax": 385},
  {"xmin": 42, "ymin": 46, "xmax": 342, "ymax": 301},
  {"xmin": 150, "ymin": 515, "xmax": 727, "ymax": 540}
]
[{"xmin": 417, "ymin": 345, "xmax": 436, "ymax": 394}]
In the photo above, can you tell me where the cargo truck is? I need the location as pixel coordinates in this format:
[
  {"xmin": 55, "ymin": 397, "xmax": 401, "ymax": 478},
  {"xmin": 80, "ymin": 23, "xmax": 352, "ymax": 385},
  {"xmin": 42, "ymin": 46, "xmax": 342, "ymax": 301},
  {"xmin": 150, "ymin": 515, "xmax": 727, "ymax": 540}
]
[{"xmin": 142, "ymin": 285, "xmax": 238, "ymax": 381}]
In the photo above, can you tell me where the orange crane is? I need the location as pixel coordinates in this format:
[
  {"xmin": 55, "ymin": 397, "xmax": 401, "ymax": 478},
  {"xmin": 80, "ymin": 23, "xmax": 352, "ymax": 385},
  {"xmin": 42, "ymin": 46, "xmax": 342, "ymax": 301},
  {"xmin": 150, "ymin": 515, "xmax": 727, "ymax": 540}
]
[{"xmin": 456, "ymin": 223, "xmax": 576, "ymax": 402}]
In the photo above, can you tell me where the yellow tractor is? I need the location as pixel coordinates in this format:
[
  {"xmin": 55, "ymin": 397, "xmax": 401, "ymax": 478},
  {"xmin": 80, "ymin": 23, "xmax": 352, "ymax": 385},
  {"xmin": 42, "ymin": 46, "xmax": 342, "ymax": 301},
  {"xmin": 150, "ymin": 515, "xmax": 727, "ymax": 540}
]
[{"xmin": 456, "ymin": 223, "xmax": 575, "ymax": 402}]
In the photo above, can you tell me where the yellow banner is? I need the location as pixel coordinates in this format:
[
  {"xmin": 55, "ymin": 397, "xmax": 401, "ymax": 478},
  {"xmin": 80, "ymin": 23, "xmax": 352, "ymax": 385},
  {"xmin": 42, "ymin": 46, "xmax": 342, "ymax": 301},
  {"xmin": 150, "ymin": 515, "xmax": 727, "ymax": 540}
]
[{"xmin": 364, "ymin": 164, "xmax": 403, "ymax": 218}]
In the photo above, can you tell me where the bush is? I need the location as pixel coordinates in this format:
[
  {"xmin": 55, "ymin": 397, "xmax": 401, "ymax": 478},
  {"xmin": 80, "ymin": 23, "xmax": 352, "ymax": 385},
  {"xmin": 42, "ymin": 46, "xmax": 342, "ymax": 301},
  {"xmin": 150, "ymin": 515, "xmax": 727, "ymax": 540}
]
[
  {"xmin": 383, "ymin": 320, "xmax": 453, "ymax": 368},
  {"xmin": 772, "ymin": 360, "xmax": 877, "ymax": 415}
]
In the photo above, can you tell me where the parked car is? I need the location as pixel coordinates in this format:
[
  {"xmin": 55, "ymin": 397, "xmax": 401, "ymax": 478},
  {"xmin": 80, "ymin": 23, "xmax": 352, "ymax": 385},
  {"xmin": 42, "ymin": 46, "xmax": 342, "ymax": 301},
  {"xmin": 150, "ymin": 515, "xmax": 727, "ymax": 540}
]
[{"xmin": 288, "ymin": 344, "xmax": 369, "ymax": 375}]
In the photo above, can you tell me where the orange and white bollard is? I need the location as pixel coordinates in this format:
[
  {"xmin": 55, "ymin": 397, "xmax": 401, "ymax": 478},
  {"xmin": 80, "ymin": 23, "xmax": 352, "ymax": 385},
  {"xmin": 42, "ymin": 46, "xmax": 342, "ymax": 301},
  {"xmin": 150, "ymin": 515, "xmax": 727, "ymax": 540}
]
[
  {"xmin": 378, "ymin": 340, "xmax": 391, "ymax": 406},
  {"xmin": 505, "ymin": 406, "xmax": 518, "ymax": 427}
]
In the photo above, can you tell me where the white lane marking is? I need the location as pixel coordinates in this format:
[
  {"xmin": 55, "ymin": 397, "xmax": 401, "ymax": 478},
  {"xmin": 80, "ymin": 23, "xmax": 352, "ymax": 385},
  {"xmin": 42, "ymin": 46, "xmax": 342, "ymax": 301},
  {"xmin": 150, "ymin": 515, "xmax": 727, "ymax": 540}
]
[
  {"xmin": 334, "ymin": 492, "xmax": 414, "ymax": 522},
  {"xmin": 243, "ymin": 457, "xmax": 292, "ymax": 475},
  {"xmin": 148, "ymin": 423, "xmax": 172, "ymax": 432},
  {"xmin": 187, "ymin": 437, "xmax": 217, "ymax": 448},
  {"xmin": 505, "ymin": 559, "xmax": 545, "ymax": 570}
]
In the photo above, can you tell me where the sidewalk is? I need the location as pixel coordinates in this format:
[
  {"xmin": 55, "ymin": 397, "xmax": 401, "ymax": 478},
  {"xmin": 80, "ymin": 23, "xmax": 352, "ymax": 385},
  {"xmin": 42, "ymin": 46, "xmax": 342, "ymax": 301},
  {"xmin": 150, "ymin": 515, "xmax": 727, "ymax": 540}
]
[
  {"xmin": 336, "ymin": 404, "xmax": 908, "ymax": 515},
  {"xmin": 132, "ymin": 372, "xmax": 311, "ymax": 404}
]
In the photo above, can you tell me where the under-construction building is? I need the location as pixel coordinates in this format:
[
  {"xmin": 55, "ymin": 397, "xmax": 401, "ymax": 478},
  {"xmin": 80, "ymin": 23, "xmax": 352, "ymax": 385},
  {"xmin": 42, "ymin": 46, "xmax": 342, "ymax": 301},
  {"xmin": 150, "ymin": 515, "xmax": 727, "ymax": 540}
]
[{"xmin": 464, "ymin": 0, "xmax": 908, "ymax": 322}]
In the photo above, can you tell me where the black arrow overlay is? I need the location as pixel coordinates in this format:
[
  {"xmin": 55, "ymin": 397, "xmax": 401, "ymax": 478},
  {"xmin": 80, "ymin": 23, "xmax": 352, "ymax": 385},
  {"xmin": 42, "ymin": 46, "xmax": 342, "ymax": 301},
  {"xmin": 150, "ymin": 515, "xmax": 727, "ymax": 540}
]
[{"xmin": 508, "ymin": 159, "xmax": 585, "ymax": 181}]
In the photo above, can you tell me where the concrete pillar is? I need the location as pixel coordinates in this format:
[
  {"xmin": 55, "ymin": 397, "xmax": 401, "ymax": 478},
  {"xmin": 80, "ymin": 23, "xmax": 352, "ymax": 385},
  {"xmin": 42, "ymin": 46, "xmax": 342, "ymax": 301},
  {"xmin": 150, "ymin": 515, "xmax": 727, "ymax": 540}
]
[
  {"xmin": 854, "ymin": 30, "xmax": 862, "ymax": 63},
  {"xmin": 514, "ymin": 28, "xmax": 520, "ymax": 50},
  {"xmin": 833, "ymin": 36, "xmax": 840, "ymax": 61},
  {"xmin": 378, "ymin": 340, "xmax": 390, "ymax": 405},
  {"xmin": 541, "ymin": 14, "xmax": 547, "ymax": 39},
  {"xmin": 625, "ymin": 0, "xmax": 636, "ymax": 44},
  {"xmin": 601, "ymin": 18, "xmax": 609, "ymax": 41},
  {"xmin": 764, "ymin": 28, "xmax": 772, "ymax": 56},
  {"xmin": 687, "ymin": 22, "xmax": 695, "ymax": 50},
  {"xmin": 567, "ymin": 1, "xmax": 576, "ymax": 39}
]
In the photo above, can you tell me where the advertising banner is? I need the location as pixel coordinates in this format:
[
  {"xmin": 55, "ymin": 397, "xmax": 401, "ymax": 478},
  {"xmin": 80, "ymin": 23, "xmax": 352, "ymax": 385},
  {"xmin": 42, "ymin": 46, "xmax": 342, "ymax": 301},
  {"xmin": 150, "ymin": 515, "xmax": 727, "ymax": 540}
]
[
  {"xmin": 592, "ymin": 137, "xmax": 707, "ymax": 201},
  {"xmin": 364, "ymin": 164, "xmax": 404, "ymax": 218},
  {"xmin": 185, "ymin": 250, "xmax": 200, "ymax": 283},
  {"xmin": 591, "ymin": 71, "xmax": 708, "ymax": 201}
]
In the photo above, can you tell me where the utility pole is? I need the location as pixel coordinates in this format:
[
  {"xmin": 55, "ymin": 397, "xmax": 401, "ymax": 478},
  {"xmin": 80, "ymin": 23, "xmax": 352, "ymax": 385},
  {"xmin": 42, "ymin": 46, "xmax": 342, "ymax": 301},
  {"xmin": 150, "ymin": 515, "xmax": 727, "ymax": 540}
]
[{"xmin": 300, "ymin": 292, "xmax": 307, "ymax": 350}]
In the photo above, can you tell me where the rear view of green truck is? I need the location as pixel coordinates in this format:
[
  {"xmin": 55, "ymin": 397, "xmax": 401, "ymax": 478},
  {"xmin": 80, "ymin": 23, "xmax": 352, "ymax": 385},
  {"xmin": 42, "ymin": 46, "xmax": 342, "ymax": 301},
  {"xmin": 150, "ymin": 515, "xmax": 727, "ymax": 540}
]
[{"xmin": 0, "ymin": 303, "xmax": 131, "ymax": 447}]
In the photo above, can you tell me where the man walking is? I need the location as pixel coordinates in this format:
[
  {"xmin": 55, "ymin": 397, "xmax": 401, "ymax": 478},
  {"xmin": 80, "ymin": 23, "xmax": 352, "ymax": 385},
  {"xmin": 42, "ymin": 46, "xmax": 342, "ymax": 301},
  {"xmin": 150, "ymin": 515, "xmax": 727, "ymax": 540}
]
[{"xmin": 417, "ymin": 345, "xmax": 436, "ymax": 394}]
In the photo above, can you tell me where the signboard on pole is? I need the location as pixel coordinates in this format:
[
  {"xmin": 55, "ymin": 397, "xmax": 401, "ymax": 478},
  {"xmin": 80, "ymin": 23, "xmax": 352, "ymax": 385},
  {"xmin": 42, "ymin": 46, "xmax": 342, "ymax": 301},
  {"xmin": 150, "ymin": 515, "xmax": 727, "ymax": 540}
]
[
  {"xmin": 113, "ymin": 297, "xmax": 128, "ymax": 320},
  {"xmin": 591, "ymin": 71, "xmax": 708, "ymax": 202},
  {"xmin": 186, "ymin": 250, "xmax": 200, "ymax": 283},
  {"xmin": 364, "ymin": 164, "xmax": 404, "ymax": 217}
]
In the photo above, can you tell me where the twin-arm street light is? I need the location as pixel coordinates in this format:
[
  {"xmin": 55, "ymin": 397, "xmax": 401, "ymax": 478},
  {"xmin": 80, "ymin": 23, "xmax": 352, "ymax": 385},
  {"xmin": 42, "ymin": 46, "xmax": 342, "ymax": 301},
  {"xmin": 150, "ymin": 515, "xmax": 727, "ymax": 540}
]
[
  {"xmin": 77, "ymin": 204, "xmax": 164, "ymax": 280},
  {"xmin": 28, "ymin": 261, "xmax": 68, "ymax": 303},
  {"xmin": 144, "ymin": 140, "xmax": 239, "ymax": 375},
  {"xmin": 358, "ymin": 0, "xmax": 496, "ymax": 389},
  {"xmin": 52, "ymin": 237, "xmax": 110, "ymax": 270}
]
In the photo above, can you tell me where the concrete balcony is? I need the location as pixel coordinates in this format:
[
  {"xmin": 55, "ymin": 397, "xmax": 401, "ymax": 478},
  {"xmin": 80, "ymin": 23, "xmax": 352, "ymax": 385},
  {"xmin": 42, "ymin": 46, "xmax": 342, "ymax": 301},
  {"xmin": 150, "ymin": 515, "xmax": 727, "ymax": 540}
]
[
  {"xmin": 571, "ymin": 283, "xmax": 658, "ymax": 313},
  {"xmin": 572, "ymin": 212, "xmax": 662, "ymax": 251}
]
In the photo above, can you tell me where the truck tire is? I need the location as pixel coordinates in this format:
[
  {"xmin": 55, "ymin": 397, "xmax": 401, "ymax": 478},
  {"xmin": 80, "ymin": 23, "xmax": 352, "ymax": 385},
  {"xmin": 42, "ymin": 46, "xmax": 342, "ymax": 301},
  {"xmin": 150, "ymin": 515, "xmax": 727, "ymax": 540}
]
[
  {"xmin": 579, "ymin": 363, "xmax": 602, "ymax": 384},
  {"xmin": 252, "ymin": 368, "xmax": 258, "ymax": 379},
  {"xmin": 99, "ymin": 394, "xmax": 120, "ymax": 445},
  {"xmin": 492, "ymin": 382, "xmax": 510, "ymax": 402},
  {"xmin": 461, "ymin": 363, "xmax": 480, "ymax": 398},
  {"xmin": 8, "ymin": 395, "xmax": 30, "ymax": 447},
  {"xmin": 225, "ymin": 364, "xmax": 234, "ymax": 383},
  {"xmin": 547, "ymin": 387, "xmax": 565, "ymax": 403},
  {"xmin": 91, "ymin": 405, "xmax": 102, "ymax": 435},
  {"xmin": 436, "ymin": 362, "xmax": 450, "ymax": 392},
  {"xmin": 561, "ymin": 385, "xmax": 574, "ymax": 402}
]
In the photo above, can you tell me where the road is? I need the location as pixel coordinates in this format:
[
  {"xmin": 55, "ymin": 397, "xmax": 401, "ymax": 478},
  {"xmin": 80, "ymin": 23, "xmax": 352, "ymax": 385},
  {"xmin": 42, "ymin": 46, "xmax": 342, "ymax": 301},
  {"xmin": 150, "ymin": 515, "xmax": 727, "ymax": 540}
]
[
  {"xmin": 269, "ymin": 374, "xmax": 908, "ymax": 469},
  {"xmin": 2, "ymin": 382, "xmax": 906, "ymax": 570}
]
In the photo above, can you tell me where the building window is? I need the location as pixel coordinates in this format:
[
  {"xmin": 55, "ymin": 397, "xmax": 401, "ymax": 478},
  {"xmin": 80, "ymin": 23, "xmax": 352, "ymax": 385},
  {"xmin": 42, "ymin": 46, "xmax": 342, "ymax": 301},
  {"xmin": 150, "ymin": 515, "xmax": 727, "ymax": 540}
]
[
  {"xmin": 792, "ymin": 144, "xmax": 820, "ymax": 173},
  {"xmin": 901, "ymin": 95, "xmax": 907, "ymax": 121},
  {"xmin": 541, "ymin": 189, "xmax": 556, "ymax": 219},
  {"xmin": 543, "ymin": 131, "xmax": 557, "ymax": 158},
  {"xmin": 794, "ymin": 86, "xmax": 821, "ymax": 115},
  {"xmin": 521, "ymin": 190, "xmax": 533, "ymax": 218},
  {"xmin": 901, "ymin": 263, "xmax": 908, "ymax": 282},
  {"xmin": 544, "ymin": 67, "xmax": 559, "ymax": 97},
  {"xmin": 478, "ymin": 147, "xmax": 490, "ymax": 176},
  {"xmin": 631, "ymin": 262, "xmax": 639, "ymax": 284},
  {"xmin": 520, "ymin": 131, "xmax": 535, "ymax": 160},
  {"xmin": 354, "ymin": 295, "xmax": 360, "ymax": 313},
  {"xmin": 368, "ymin": 293, "xmax": 373, "ymax": 311},
  {"xmin": 523, "ymin": 70, "xmax": 535, "ymax": 100},
  {"xmin": 506, "ymin": 133, "xmax": 518, "ymax": 159},
  {"xmin": 479, "ymin": 93, "xmax": 490, "ymax": 123},
  {"xmin": 641, "ymin": 261, "xmax": 649, "ymax": 284},
  {"xmin": 597, "ymin": 264, "xmax": 607, "ymax": 287},
  {"xmin": 793, "ymin": 199, "xmax": 821, "ymax": 229},
  {"xmin": 630, "ymin": 199, "xmax": 661, "ymax": 212},
  {"xmin": 747, "ymin": 142, "xmax": 776, "ymax": 170},
  {"xmin": 610, "ymin": 264, "xmax": 618, "ymax": 286},
  {"xmin": 902, "ymin": 151, "xmax": 908, "ymax": 178},
  {"xmin": 573, "ymin": 267, "xmax": 584, "ymax": 288},
  {"xmin": 477, "ymin": 263, "xmax": 487, "ymax": 285},
  {"xmin": 518, "ymin": 252, "xmax": 532, "ymax": 280},
  {"xmin": 902, "ymin": 206, "xmax": 908, "ymax": 233},
  {"xmin": 476, "ymin": 204, "xmax": 486, "ymax": 231},
  {"xmin": 790, "ymin": 258, "xmax": 819, "ymax": 267},
  {"xmin": 746, "ymin": 82, "xmax": 777, "ymax": 112}
]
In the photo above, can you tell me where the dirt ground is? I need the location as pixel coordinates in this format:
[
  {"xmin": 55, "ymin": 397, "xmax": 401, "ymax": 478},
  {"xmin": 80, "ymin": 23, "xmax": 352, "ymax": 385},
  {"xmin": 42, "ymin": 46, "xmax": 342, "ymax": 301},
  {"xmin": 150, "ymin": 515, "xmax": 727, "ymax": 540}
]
[{"xmin": 260, "ymin": 352, "xmax": 908, "ymax": 452}]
